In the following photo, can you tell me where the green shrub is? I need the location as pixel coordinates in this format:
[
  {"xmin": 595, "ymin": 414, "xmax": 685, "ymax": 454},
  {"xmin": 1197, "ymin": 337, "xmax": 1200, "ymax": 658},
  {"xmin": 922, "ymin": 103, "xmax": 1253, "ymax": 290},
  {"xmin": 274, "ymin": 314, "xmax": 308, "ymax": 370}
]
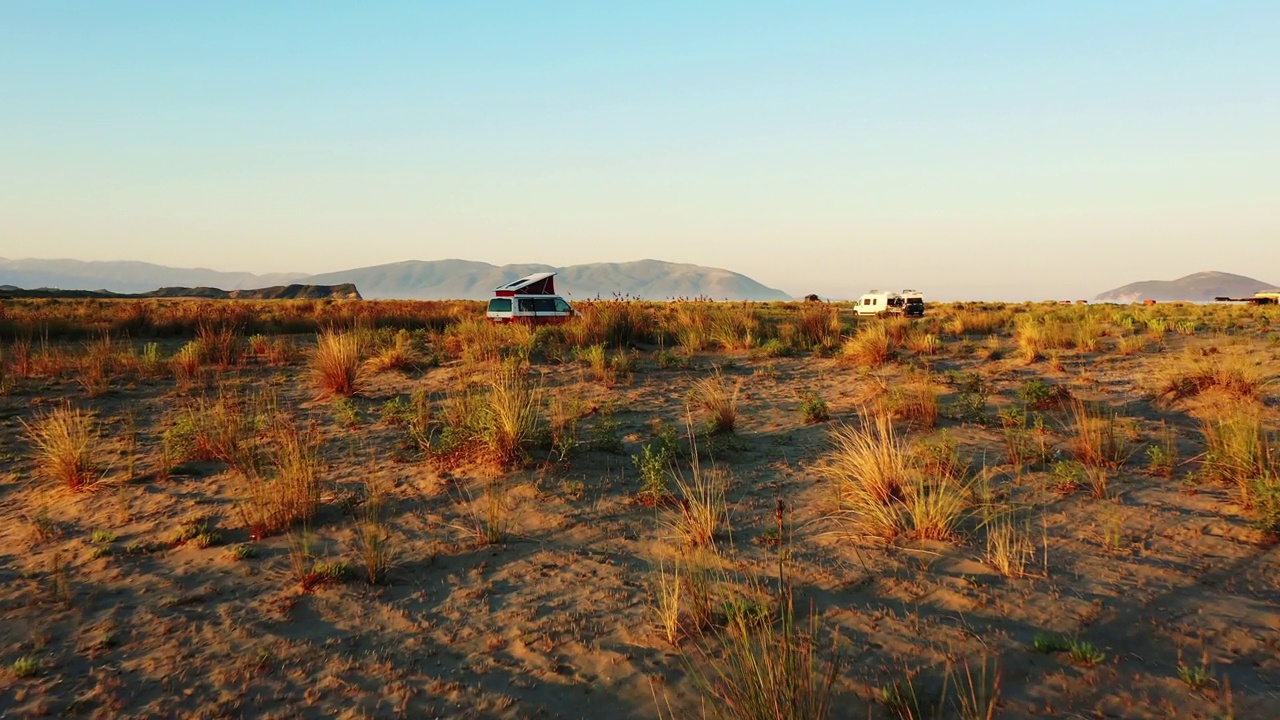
[{"xmin": 798, "ymin": 392, "xmax": 830, "ymax": 424}]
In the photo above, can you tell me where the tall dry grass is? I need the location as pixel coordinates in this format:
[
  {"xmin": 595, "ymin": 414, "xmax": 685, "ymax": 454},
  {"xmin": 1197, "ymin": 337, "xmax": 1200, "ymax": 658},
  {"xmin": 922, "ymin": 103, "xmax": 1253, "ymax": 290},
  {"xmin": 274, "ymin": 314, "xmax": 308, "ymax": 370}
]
[
  {"xmin": 1066, "ymin": 400, "xmax": 1133, "ymax": 469},
  {"xmin": 688, "ymin": 371, "xmax": 741, "ymax": 434},
  {"xmin": 238, "ymin": 419, "xmax": 322, "ymax": 540},
  {"xmin": 663, "ymin": 436, "xmax": 728, "ymax": 548},
  {"xmin": 363, "ymin": 328, "xmax": 421, "ymax": 373},
  {"xmin": 311, "ymin": 330, "xmax": 364, "ymax": 397},
  {"xmin": 167, "ymin": 392, "xmax": 265, "ymax": 476},
  {"xmin": 841, "ymin": 322, "xmax": 896, "ymax": 367},
  {"xmin": 23, "ymin": 404, "xmax": 102, "ymax": 490},
  {"xmin": 1155, "ymin": 354, "xmax": 1271, "ymax": 403},
  {"xmin": 486, "ymin": 360, "xmax": 544, "ymax": 466},
  {"xmin": 796, "ymin": 303, "xmax": 842, "ymax": 350},
  {"xmin": 826, "ymin": 409, "xmax": 972, "ymax": 540},
  {"xmin": 354, "ymin": 476, "xmax": 396, "ymax": 584}
]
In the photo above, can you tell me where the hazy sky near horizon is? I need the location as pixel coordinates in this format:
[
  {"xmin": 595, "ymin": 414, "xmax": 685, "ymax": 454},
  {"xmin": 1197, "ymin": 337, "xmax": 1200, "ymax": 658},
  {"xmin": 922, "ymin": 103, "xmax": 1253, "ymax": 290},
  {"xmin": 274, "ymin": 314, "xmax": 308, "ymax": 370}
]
[{"xmin": 2, "ymin": 2, "xmax": 1278, "ymax": 300}]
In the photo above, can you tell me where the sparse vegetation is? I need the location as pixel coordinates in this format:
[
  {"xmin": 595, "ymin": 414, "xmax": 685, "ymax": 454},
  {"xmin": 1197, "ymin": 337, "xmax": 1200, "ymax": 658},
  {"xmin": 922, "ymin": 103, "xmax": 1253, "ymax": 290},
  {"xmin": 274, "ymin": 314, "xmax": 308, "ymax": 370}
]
[{"xmin": 1, "ymin": 297, "xmax": 1276, "ymax": 718}]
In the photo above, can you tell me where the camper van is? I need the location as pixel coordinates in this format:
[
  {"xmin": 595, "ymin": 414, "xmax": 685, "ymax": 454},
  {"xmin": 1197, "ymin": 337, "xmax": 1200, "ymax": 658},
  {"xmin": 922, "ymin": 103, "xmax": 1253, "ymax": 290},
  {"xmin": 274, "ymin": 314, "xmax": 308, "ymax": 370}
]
[
  {"xmin": 855, "ymin": 290, "xmax": 925, "ymax": 317},
  {"xmin": 855, "ymin": 291, "xmax": 903, "ymax": 316},
  {"xmin": 901, "ymin": 290, "xmax": 925, "ymax": 317},
  {"xmin": 486, "ymin": 272, "xmax": 578, "ymax": 325}
]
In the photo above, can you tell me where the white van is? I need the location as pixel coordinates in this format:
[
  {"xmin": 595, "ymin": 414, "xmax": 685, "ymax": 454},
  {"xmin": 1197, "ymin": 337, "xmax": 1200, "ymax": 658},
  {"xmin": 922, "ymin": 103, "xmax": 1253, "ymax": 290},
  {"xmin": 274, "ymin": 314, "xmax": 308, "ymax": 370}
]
[
  {"xmin": 855, "ymin": 290, "xmax": 925, "ymax": 317},
  {"xmin": 486, "ymin": 272, "xmax": 578, "ymax": 325},
  {"xmin": 901, "ymin": 290, "xmax": 925, "ymax": 317},
  {"xmin": 855, "ymin": 291, "xmax": 903, "ymax": 316}
]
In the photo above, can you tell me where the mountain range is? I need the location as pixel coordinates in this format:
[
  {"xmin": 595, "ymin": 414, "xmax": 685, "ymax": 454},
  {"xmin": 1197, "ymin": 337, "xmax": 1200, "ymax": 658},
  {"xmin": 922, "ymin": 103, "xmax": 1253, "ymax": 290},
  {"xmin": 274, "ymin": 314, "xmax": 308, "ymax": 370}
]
[
  {"xmin": 0, "ymin": 257, "xmax": 791, "ymax": 301},
  {"xmin": 1094, "ymin": 271, "xmax": 1278, "ymax": 303}
]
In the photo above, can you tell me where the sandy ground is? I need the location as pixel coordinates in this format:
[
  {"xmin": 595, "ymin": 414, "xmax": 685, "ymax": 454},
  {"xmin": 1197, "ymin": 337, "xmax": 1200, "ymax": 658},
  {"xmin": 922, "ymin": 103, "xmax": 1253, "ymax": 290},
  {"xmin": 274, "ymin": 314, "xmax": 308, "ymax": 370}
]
[{"xmin": 1, "ymin": 325, "xmax": 1278, "ymax": 719}]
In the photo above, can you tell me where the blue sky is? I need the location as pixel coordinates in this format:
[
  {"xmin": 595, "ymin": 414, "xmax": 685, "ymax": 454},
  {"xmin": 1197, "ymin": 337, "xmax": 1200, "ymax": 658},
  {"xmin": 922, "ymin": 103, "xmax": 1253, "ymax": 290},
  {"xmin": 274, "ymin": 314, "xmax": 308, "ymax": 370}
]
[{"xmin": 2, "ymin": 1, "xmax": 1277, "ymax": 299}]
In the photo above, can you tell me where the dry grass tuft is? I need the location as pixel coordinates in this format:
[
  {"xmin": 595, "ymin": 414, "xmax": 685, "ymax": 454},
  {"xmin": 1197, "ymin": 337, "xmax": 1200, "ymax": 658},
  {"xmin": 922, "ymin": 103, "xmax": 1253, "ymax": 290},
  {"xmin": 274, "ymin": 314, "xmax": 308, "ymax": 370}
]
[
  {"xmin": 826, "ymin": 410, "xmax": 909, "ymax": 510},
  {"xmin": 1155, "ymin": 354, "xmax": 1271, "ymax": 403},
  {"xmin": 1066, "ymin": 400, "xmax": 1133, "ymax": 469},
  {"xmin": 663, "ymin": 437, "xmax": 728, "ymax": 548},
  {"xmin": 688, "ymin": 370, "xmax": 741, "ymax": 434},
  {"xmin": 311, "ymin": 330, "xmax": 364, "ymax": 397},
  {"xmin": 676, "ymin": 597, "xmax": 841, "ymax": 720},
  {"xmin": 1200, "ymin": 408, "xmax": 1279, "ymax": 517},
  {"xmin": 486, "ymin": 360, "xmax": 544, "ymax": 466},
  {"xmin": 796, "ymin": 303, "xmax": 842, "ymax": 350},
  {"xmin": 363, "ymin": 329, "xmax": 421, "ymax": 374},
  {"xmin": 353, "ymin": 477, "xmax": 396, "ymax": 584},
  {"xmin": 826, "ymin": 408, "xmax": 973, "ymax": 540},
  {"xmin": 23, "ymin": 404, "xmax": 102, "ymax": 490},
  {"xmin": 237, "ymin": 419, "xmax": 322, "ymax": 540},
  {"xmin": 1014, "ymin": 318, "xmax": 1045, "ymax": 364},
  {"xmin": 841, "ymin": 322, "xmax": 896, "ymax": 367},
  {"xmin": 983, "ymin": 511, "xmax": 1036, "ymax": 578},
  {"xmin": 889, "ymin": 380, "xmax": 940, "ymax": 430}
]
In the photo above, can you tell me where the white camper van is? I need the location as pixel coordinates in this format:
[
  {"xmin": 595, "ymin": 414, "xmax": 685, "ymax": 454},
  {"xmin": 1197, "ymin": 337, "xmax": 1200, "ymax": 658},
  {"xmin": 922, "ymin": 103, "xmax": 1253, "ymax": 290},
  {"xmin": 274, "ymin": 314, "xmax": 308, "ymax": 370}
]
[
  {"xmin": 855, "ymin": 291, "xmax": 903, "ymax": 317},
  {"xmin": 486, "ymin": 272, "xmax": 578, "ymax": 325},
  {"xmin": 901, "ymin": 290, "xmax": 925, "ymax": 317},
  {"xmin": 855, "ymin": 290, "xmax": 926, "ymax": 317}
]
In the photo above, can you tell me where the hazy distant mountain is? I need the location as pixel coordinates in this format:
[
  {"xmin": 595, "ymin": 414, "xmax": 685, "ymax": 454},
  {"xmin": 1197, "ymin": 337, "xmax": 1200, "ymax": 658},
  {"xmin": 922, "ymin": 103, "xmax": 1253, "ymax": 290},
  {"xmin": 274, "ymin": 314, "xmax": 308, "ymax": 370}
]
[
  {"xmin": 0, "ymin": 284, "xmax": 361, "ymax": 301},
  {"xmin": 303, "ymin": 260, "xmax": 558, "ymax": 300},
  {"xmin": 304, "ymin": 259, "xmax": 792, "ymax": 301},
  {"xmin": 0, "ymin": 257, "xmax": 305, "ymax": 294},
  {"xmin": 0, "ymin": 257, "xmax": 792, "ymax": 301},
  {"xmin": 1095, "ymin": 271, "xmax": 1278, "ymax": 303}
]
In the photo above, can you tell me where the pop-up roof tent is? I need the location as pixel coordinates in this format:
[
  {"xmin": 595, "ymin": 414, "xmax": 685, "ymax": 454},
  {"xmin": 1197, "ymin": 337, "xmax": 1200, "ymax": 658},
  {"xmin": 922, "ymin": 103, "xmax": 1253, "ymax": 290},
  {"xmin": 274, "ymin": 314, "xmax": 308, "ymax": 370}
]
[{"xmin": 494, "ymin": 272, "xmax": 557, "ymax": 297}]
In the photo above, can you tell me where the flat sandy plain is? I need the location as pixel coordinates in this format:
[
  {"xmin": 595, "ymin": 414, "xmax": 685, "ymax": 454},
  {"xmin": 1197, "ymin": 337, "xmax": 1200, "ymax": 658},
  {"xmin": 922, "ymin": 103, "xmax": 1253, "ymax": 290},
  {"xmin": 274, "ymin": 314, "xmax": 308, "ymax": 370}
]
[{"xmin": 0, "ymin": 299, "xmax": 1277, "ymax": 719}]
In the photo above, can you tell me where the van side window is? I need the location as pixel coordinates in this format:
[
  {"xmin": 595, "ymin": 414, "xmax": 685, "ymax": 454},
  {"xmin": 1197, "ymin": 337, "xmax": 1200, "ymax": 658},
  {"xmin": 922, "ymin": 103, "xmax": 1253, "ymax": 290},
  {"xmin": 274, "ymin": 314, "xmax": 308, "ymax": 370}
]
[
  {"xmin": 518, "ymin": 299, "xmax": 535, "ymax": 312},
  {"xmin": 533, "ymin": 298, "xmax": 557, "ymax": 313},
  {"xmin": 554, "ymin": 298, "xmax": 571, "ymax": 313}
]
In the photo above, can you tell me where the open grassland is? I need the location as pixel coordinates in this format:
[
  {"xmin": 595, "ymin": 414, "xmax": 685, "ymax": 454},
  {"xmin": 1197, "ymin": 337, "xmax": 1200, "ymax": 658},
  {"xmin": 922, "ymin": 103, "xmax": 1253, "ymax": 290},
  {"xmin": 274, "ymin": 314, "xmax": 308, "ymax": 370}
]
[{"xmin": 1, "ymin": 297, "xmax": 1278, "ymax": 718}]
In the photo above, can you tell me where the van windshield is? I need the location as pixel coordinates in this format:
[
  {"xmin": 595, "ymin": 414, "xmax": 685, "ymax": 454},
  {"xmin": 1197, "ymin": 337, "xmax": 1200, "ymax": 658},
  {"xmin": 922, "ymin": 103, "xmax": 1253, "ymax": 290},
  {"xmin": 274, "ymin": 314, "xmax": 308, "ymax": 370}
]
[{"xmin": 488, "ymin": 298, "xmax": 511, "ymax": 313}]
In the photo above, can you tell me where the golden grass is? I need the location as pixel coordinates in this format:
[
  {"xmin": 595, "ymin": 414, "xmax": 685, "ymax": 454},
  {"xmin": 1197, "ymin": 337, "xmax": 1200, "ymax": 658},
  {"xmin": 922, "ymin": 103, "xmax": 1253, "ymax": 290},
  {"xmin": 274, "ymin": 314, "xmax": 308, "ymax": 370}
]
[
  {"xmin": 354, "ymin": 477, "xmax": 396, "ymax": 584},
  {"xmin": 1014, "ymin": 317, "xmax": 1045, "ymax": 364},
  {"xmin": 168, "ymin": 392, "xmax": 264, "ymax": 475},
  {"xmin": 23, "ymin": 404, "xmax": 102, "ymax": 490},
  {"xmin": 653, "ymin": 560, "xmax": 684, "ymax": 646},
  {"xmin": 889, "ymin": 380, "xmax": 940, "ymax": 430},
  {"xmin": 486, "ymin": 360, "xmax": 544, "ymax": 466},
  {"xmin": 1155, "ymin": 353, "xmax": 1271, "ymax": 403},
  {"xmin": 237, "ymin": 419, "xmax": 322, "ymax": 540},
  {"xmin": 900, "ymin": 475, "xmax": 972, "ymax": 541},
  {"xmin": 709, "ymin": 303, "xmax": 761, "ymax": 351},
  {"xmin": 676, "ymin": 597, "xmax": 840, "ymax": 720},
  {"xmin": 796, "ymin": 302, "xmax": 842, "ymax": 350},
  {"xmin": 664, "ymin": 439, "xmax": 728, "ymax": 548},
  {"xmin": 826, "ymin": 410, "xmax": 909, "ymax": 508},
  {"xmin": 1199, "ymin": 408, "xmax": 1278, "ymax": 509},
  {"xmin": 363, "ymin": 329, "xmax": 421, "ymax": 373},
  {"xmin": 196, "ymin": 321, "xmax": 243, "ymax": 368},
  {"xmin": 840, "ymin": 321, "xmax": 896, "ymax": 367},
  {"xmin": 826, "ymin": 409, "xmax": 973, "ymax": 540},
  {"xmin": 688, "ymin": 370, "xmax": 741, "ymax": 434},
  {"xmin": 311, "ymin": 330, "xmax": 363, "ymax": 397},
  {"xmin": 983, "ymin": 511, "xmax": 1035, "ymax": 578},
  {"xmin": 171, "ymin": 340, "xmax": 204, "ymax": 384},
  {"xmin": 1066, "ymin": 399, "xmax": 1132, "ymax": 469}
]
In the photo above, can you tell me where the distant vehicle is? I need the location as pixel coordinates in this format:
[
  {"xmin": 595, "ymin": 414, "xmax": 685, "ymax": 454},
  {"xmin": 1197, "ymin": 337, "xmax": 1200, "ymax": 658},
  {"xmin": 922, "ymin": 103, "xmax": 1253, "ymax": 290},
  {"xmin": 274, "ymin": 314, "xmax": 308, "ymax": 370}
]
[
  {"xmin": 1214, "ymin": 291, "xmax": 1279, "ymax": 306},
  {"xmin": 486, "ymin": 272, "xmax": 578, "ymax": 324},
  {"xmin": 855, "ymin": 290, "xmax": 925, "ymax": 317},
  {"xmin": 901, "ymin": 289, "xmax": 925, "ymax": 317}
]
